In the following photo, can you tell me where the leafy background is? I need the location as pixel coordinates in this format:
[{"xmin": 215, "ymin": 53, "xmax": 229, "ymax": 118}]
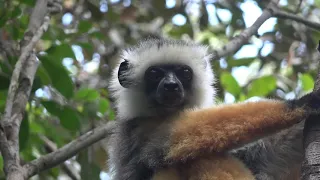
[{"xmin": 1, "ymin": 0, "xmax": 320, "ymax": 179}]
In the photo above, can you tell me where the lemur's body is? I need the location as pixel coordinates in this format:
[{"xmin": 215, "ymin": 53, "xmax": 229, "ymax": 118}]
[{"xmin": 107, "ymin": 38, "xmax": 318, "ymax": 180}]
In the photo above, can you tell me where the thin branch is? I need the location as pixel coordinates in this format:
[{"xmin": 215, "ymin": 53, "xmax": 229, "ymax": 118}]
[
  {"xmin": 211, "ymin": 0, "xmax": 279, "ymax": 60},
  {"xmin": 24, "ymin": 121, "xmax": 115, "ymax": 178},
  {"xmin": 3, "ymin": 0, "xmax": 48, "ymax": 126},
  {"xmin": 3, "ymin": 16, "xmax": 50, "ymax": 124},
  {"xmin": 40, "ymin": 135, "xmax": 80, "ymax": 180},
  {"xmin": 274, "ymin": 10, "xmax": 320, "ymax": 30},
  {"xmin": 295, "ymin": 0, "xmax": 303, "ymax": 13},
  {"xmin": 0, "ymin": 18, "xmax": 49, "ymax": 179}
]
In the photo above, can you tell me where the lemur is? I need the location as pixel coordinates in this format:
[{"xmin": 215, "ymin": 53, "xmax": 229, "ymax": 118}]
[{"xmin": 107, "ymin": 37, "xmax": 319, "ymax": 180}]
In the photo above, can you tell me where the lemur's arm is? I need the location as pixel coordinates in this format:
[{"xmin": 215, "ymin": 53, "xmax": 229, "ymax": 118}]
[{"xmin": 165, "ymin": 94, "xmax": 319, "ymax": 162}]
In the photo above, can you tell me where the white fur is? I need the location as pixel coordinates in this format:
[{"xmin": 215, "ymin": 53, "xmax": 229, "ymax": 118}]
[{"xmin": 108, "ymin": 39, "xmax": 216, "ymax": 120}]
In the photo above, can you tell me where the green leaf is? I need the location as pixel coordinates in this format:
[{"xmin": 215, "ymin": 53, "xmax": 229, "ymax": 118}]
[
  {"xmin": 83, "ymin": 102, "xmax": 99, "ymax": 118},
  {"xmin": 166, "ymin": 23, "xmax": 193, "ymax": 38},
  {"xmin": 36, "ymin": 65, "xmax": 52, "ymax": 85},
  {"xmin": 0, "ymin": 90, "xmax": 7, "ymax": 112},
  {"xmin": 0, "ymin": 155, "xmax": 3, "ymax": 175},
  {"xmin": 74, "ymin": 88, "xmax": 100, "ymax": 102},
  {"xmin": 248, "ymin": 75, "xmax": 277, "ymax": 97},
  {"xmin": 31, "ymin": 77, "xmax": 42, "ymax": 93},
  {"xmin": 41, "ymin": 100, "xmax": 80, "ymax": 131},
  {"xmin": 78, "ymin": 151, "xmax": 101, "ymax": 180},
  {"xmin": 99, "ymin": 98, "xmax": 110, "ymax": 114},
  {"xmin": 105, "ymin": 6, "xmax": 120, "ymax": 22},
  {"xmin": 0, "ymin": 11, "xmax": 9, "ymax": 28},
  {"xmin": 0, "ymin": 61, "xmax": 12, "ymax": 74},
  {"xmin": 228, "ymin": 57, "xmax": 255, "ymax": 67},
  {"xmin": 20, "ymin": 15, "xmax": 29, "ymax": 27},
  {"xmin": 89, "ymin": 31, "xmax": 104, "ymax": 39},
  {"xmin": 19, "ymin": 0, "xmax": 36, "ymax": 5},
  {"xmin": 30, "ymin": 121, "xmax": 45, "ymax": 134},
  {"xmin": 78, "ymin": 42, "xmax": 94, "ymax": 59},
  {"xmin": 41, "ymin": 100, "xmax": 63, "ymax": 116},
  {"xmin": 78, "ymin": 20, "xmax": 92, "ymax": 33},
  {"xmin": 10, "ymin": 24, "xmax": 21, "ymax": 40},
  {"xmin": 46, "ymin": 44, "xmax": 76, "ymax": 60},
  {"xmin": 19, "ymin": 113, "xmax": 29, "ymax": 151},
  {"xmin": 40, "ymin": 56, "xmax": 74, "ymax": 98},
  {"xmin": 59, "ymin": 107, "xmax": 81, "ymax": 131},
  {"xmin": 299, "ymin": 73, "xmax": 314, "ymax": 92},
  {"xmin": 0, "ymin": 75, "xmax": 10, "ymax": 90},
  {"xmin": 108, "ymin": 110, "xmax": 116, "ymax": 120},
  {"xmin": 78, "ymin": 43, "xmax": 94, "ymax": 52},
  {"xmin": 11, "ymin": 6, "xmax": 22, "ymax": 18},
  {"xmin": 220, "ymin": 72, "xmax": 241, "ymax": 97},
  {"xmin": 42, "ymin": 26, "xmax": 68, "ymax": 40}
]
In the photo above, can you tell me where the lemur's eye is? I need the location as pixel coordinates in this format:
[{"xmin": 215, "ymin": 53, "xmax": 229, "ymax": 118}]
[
  {"xmin": 146, "ymin": 67, "xmax": 164, "ymax": 82},
  {"xmin": 176, "ymin": 66, "xmax": 193, "ymax": 80}
]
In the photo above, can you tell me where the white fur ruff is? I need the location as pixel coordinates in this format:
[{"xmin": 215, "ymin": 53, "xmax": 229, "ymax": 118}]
[{"xmin": 109, "ymin": 38, "xmax": 216, "ymax": 120}]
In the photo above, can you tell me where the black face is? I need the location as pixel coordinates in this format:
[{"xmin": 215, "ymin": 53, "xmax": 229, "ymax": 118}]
[
  {"xmin": 118, "ymin": 61, "xmax": 193, "ymax": 109},
  {"xmin": 144, "ymin": 64, "xmax": 193, "ymax": 108}
]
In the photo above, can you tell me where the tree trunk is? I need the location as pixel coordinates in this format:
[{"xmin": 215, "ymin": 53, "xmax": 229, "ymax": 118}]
[{"xmin": 301, "ymin": 41, "xmax": 320, "ymax": 180}]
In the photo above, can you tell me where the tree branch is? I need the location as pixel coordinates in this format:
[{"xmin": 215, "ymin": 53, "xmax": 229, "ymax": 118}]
[
  {"xmin": 274, "ymin": 10, "xmax": 320, "ymax": 30},
  {"xmin": 39, "ymin": 135, "xmax": 80, "ymax": 180},
  {"xmin": 0, "ymin": 0, "xmax": 60, "ymax": 179},
  {"xmin": 212, "ymin": 0, "xmax": 279, "ymax": 60},
  {"xmin": 24, "ymin": 122, "xmax": 115, "ymax": 178},
  {"xmin": 211, "ymin": 1, "xmax": 320, "ymax": 61}
]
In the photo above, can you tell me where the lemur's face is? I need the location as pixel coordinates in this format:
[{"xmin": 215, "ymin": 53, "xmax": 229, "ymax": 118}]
[
  {"xmin": 143, "ymin": 64, "xmax": 193, "ymax": 108},
  {"xmin": 117, "ymin": 61, "xmax": 194, "ymax": 110},
  {"xmin": 112, "ymin": 39, "xmax": 215, "ymax": 118}
]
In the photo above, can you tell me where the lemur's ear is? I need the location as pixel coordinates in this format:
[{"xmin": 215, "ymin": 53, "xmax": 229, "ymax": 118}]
[{"xmin": 118, "ymin": 59, "xmax": 131, "ymax": 88}]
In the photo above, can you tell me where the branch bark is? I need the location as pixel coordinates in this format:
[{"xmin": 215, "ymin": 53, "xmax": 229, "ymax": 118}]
[
  {"xmin": 39, "ymin": 135, "xmax": 80, "ymax": 180},
  {"xmin": 301, "ymin": 41, "xmax": 320, "ymax": 180},
  {"xmin": 211, "ymin": 1, "xmax": 320, "ymax": 61},
  {"xmin": 212, "ymin": 0, "xmax": 279, "ymax": 60},
  {"xmin": 0, "ymin": 0, "xmax": 60, "ymax": 179},
  {"xmin": 274, "ymin": 10, "xmax": 320, "ymax": 30},
  {"xmin": 23, "ymin": 122, "xmax": 115, "ymax": 178}
]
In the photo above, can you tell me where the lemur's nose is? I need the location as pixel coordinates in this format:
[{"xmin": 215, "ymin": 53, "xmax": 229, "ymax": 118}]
[{"xmin": 164, "ymin": 82, "xmax": 179, "ymax": 92}]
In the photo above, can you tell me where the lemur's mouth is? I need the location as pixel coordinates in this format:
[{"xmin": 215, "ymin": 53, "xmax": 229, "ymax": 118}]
[{"xmin": 156, "ymin": 94, "xmax": 184, "ymax": 108}]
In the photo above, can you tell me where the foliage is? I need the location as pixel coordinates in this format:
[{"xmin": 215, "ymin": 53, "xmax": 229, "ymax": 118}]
[{"xmin": 0, "ymin": 0, "xmax": 320, "ymax": 179}]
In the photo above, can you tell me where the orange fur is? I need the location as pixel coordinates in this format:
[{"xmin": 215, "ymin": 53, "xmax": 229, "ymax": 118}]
[
  {"xmin": 153, "ymin": 155, "xmax": 254, "ymax": 180},
  {"xmin": 166, "ymin": 100, "xmax": 306, "ymax": 161},
  {"xmin": 150, "ymin": 100, "xmax": 306, "ymax": 180}
]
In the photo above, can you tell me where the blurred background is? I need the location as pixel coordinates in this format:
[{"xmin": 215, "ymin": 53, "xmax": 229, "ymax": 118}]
[{"xmin": 1, "ymin": 0, "xmax": 320, "ymax": 179}]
